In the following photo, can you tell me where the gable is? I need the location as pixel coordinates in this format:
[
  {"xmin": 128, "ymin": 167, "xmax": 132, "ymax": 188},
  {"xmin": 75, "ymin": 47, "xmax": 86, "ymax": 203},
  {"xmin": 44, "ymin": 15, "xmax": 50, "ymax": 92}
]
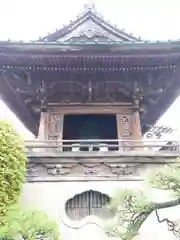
[
  {"xmin": 57, "ymin": 18, "xmax": 125, "ymax": 44},
  {"xmin": 41, "ymin": 7, "xmax": 142, "ymax": 43}
]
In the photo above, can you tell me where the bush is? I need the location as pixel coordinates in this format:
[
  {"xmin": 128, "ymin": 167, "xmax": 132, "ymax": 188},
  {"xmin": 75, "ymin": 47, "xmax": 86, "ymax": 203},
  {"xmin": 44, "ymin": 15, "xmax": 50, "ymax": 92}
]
[
  {"xmin": 0, "ymin": 121, "xmax": 60, "ymax": 240},
  {"xmin": 0, "ymin": 205, "xmax": 60, "ymax": 240},
  {"xmin": 0, "ymin": 121, "xmax": 26, "ymax": 222}
]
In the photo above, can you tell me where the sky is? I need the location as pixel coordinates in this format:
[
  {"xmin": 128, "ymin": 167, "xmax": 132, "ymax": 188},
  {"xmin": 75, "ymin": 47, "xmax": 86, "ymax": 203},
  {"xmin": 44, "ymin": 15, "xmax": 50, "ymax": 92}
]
[{"xmin": 1, "ymin": 0, "xmax": 180, "ymax": 139}]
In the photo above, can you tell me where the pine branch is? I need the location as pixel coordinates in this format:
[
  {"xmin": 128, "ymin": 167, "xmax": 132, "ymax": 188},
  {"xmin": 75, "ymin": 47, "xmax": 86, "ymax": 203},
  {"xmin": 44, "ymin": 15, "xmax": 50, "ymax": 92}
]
[
  {"xmin": 155, "ymin": 210, "xmax": 180, "ymax": 238},
  {"xmin": 154, "ymin": 197, "xmax": 180, "ymax": 210},
  {"xmin": 125, "ymin": 197, "xmax": 180, "ymax": 240}
]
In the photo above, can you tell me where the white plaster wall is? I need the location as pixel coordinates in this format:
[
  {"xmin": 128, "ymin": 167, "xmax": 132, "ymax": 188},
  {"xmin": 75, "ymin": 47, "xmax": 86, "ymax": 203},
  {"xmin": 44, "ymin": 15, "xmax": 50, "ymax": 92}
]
[{"xmin": 21, "ymin": 182, "xmax": 180, "ymax": 240}]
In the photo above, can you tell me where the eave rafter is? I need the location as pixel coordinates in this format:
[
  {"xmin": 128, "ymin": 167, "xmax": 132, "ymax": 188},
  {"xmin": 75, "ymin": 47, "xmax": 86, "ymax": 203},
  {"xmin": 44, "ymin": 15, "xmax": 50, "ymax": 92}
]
[
  {"xmin": 0, "ymin": 69, "xmax": 38, "ymax": 135},
  {"xmin": 0, "ymin": 53, "xmax": 176, "ymax": 76},
  {"xmin": 142, "ymin": 67, "xmax": 179, "ymax": 131},
  {"xmin": 129, "ymin": 67, "xmax": 178, "ymax": 130}
]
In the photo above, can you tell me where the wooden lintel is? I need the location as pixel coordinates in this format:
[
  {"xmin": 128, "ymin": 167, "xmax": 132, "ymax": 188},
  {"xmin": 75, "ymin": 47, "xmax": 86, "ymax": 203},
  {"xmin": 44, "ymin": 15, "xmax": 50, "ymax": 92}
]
[
  {"xmin": 48, "ymin": 105, "xmax": 133, "ymax": 115},
  {"xmin": 27, "ymin": 151, "xmax": 180, "ymax": 159},
  {"xmin": 26, "ymin": 176, "xmax": 143, "ymax": 182},
  {"xmin": 47, "ymin": 102, "xmax": 133, "ymax": 106}
]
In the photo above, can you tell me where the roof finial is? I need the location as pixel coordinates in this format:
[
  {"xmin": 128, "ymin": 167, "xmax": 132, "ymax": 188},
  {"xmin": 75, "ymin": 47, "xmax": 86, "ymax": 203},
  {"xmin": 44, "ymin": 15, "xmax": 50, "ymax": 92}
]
[{"xmin": 84, "ymin": 1, "xmax": 96, "ymax": 10}]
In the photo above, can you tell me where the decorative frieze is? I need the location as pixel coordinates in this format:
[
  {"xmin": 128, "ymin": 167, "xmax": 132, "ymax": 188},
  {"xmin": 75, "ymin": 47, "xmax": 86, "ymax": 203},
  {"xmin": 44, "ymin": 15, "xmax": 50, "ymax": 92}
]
[
  {"xmin": 26, "ymin": 161, "xmax": 138, "ymax": 180},
  {"xmin": 26, "ymin": 149, "xmax": 180, "ymax": 181},
  {"xmin": 25, "ymin": 158, "xmax": 161, "ymax": 181}
]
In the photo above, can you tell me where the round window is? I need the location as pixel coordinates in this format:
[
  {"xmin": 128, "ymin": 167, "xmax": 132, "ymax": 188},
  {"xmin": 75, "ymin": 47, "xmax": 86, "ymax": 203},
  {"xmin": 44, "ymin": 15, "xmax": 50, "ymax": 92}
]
[{"xmin": 65, "ymin": 190, "xmax": 114, "ymax": 220}]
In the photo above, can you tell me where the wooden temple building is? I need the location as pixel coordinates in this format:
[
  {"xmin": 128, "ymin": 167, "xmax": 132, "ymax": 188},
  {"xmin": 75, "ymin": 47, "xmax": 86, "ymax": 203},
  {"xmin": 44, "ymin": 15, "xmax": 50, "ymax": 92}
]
[{"xmin": 0, "ymin": 4, "xmax": 180, "ymax": 182}]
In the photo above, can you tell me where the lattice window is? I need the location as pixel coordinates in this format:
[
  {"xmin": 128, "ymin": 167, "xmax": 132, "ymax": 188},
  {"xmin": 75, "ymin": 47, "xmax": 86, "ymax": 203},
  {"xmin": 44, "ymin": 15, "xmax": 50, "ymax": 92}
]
[{"xmin": 65, "ymin": 190, "xmax": 114, "ymax": 220}]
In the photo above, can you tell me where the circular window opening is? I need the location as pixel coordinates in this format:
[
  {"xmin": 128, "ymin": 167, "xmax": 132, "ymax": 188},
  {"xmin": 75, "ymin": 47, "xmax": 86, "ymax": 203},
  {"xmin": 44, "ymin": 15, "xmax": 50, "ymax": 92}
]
[{"xmin": 65, "ymin": 190, "xmax": 114, "ymax": 221}]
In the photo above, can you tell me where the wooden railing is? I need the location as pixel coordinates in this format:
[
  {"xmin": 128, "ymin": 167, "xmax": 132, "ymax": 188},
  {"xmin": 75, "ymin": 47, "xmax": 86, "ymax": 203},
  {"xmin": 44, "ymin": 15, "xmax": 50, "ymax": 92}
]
[
  {"xmin": 25, "ymin": 139, "xmax": 180, "ymax": 181},
  {"xmin": 25, "ymin": 139, "xmax": 179, "ymax": 153}
]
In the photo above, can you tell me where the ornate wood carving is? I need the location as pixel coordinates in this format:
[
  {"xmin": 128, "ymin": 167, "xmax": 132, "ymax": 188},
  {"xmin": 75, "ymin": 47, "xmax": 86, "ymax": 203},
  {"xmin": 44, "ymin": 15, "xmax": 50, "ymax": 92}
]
[
  {"xmin": 48, "ymin": 114, "xmax": 63, "ymax": 135},
  {"xmin": 46, "ymin": 113, "xmax": 64, "ymax": 151},
  {"xmin": 46, "ymin": 164, "xmax": 73, "ymax": 176},
  {"xmin": 107, "ymin": 163, "xmax": 136, "ymax": 175},
  {"xmin": 116, "ymin": 114, "xmax": 133, "ymax": 139},
  {"xmin": 26, "ymin": 161, "xmax": 140, "ymax": 180},
  {"xmin": 64, "ymin": 34, "xmax": 116, "ymax": 44},
  {"xmin": 27, "ymin": 165, "xmax": 38, "ymax": 177},
  {"xmin": 120, "ymin": 116, "xmax": 130, "ymax": 136}
]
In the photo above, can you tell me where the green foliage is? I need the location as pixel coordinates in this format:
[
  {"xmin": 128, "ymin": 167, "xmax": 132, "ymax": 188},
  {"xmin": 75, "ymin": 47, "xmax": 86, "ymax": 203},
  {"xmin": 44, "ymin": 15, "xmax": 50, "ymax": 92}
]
[
  {"xmin": 0, "ymin": 121, "xmax": 60, "ymax": 240},
  {"xmin": 106, "ymin": 161, "xmax": 180, "ymax": 239},
  {"xmin": 146, "ymin": 164, "xmax": 180, "ymax": 194},
  {"xmin": 0, "ymin": 121, "xmax": 26, "ymax": 221},
  {"xmin": 110, "ymin": 189, "xmax": 151, "ymax": 212},
  {"xmin": 106, "ymin": 189, "xmax": 152, "ymax": 240},
  {"xmin": 0, "ymin": 205, "xmax": 60, "ymax": 240}
]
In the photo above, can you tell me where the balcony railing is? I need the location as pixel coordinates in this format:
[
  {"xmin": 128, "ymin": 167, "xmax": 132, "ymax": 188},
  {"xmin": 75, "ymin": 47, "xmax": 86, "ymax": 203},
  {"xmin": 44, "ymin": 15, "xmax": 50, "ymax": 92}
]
[
  {"xmin": 25, "ymin": 139, "xmax": 180, "ymax": 182},
  {"xmin": 25, "ymin": 139, "xmax": 180, "ymax": 153}
]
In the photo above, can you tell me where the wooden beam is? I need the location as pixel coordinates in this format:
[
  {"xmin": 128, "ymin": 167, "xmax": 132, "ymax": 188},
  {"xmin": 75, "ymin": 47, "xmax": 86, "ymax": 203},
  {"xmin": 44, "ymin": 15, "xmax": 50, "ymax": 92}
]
[
  {"xmin": 26, "ymin": 71, "xmax": 32, "ymax": 85},
  {"xmin": 27, "ymin": 151, "xmax": 180, "ymax": 159},
  {"xmin": 16, "ymin": 88, "xmax": 35, "ymax": 95}
]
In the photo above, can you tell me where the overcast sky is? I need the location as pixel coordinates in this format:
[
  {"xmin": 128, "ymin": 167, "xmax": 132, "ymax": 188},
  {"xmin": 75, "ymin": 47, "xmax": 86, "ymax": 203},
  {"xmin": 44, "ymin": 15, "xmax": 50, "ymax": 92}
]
[{"xmin": 1, "ymin": 0, "xmax": 180, "ymax": 138}]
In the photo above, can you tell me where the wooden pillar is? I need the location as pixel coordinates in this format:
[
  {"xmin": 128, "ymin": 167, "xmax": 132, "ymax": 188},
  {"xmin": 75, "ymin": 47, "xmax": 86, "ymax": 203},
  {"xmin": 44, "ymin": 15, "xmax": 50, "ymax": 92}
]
[
  {"xmin": 48, "ymin": 113, "xmax": 64, "ymax": 151},
  {"xmin": 38, "ymin": 111, "xmax": 48, "ymax": 140},
  {"xmin": 116, "ymin": 114, "xmax": 132, "ymax": 151},
  {"xmin": 116, "ymin": 114, "xmax": 122, "ymax": 140},
  {"xmin": 132, "ymin": 110, "xmax": 142, "ymax": 140}
]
